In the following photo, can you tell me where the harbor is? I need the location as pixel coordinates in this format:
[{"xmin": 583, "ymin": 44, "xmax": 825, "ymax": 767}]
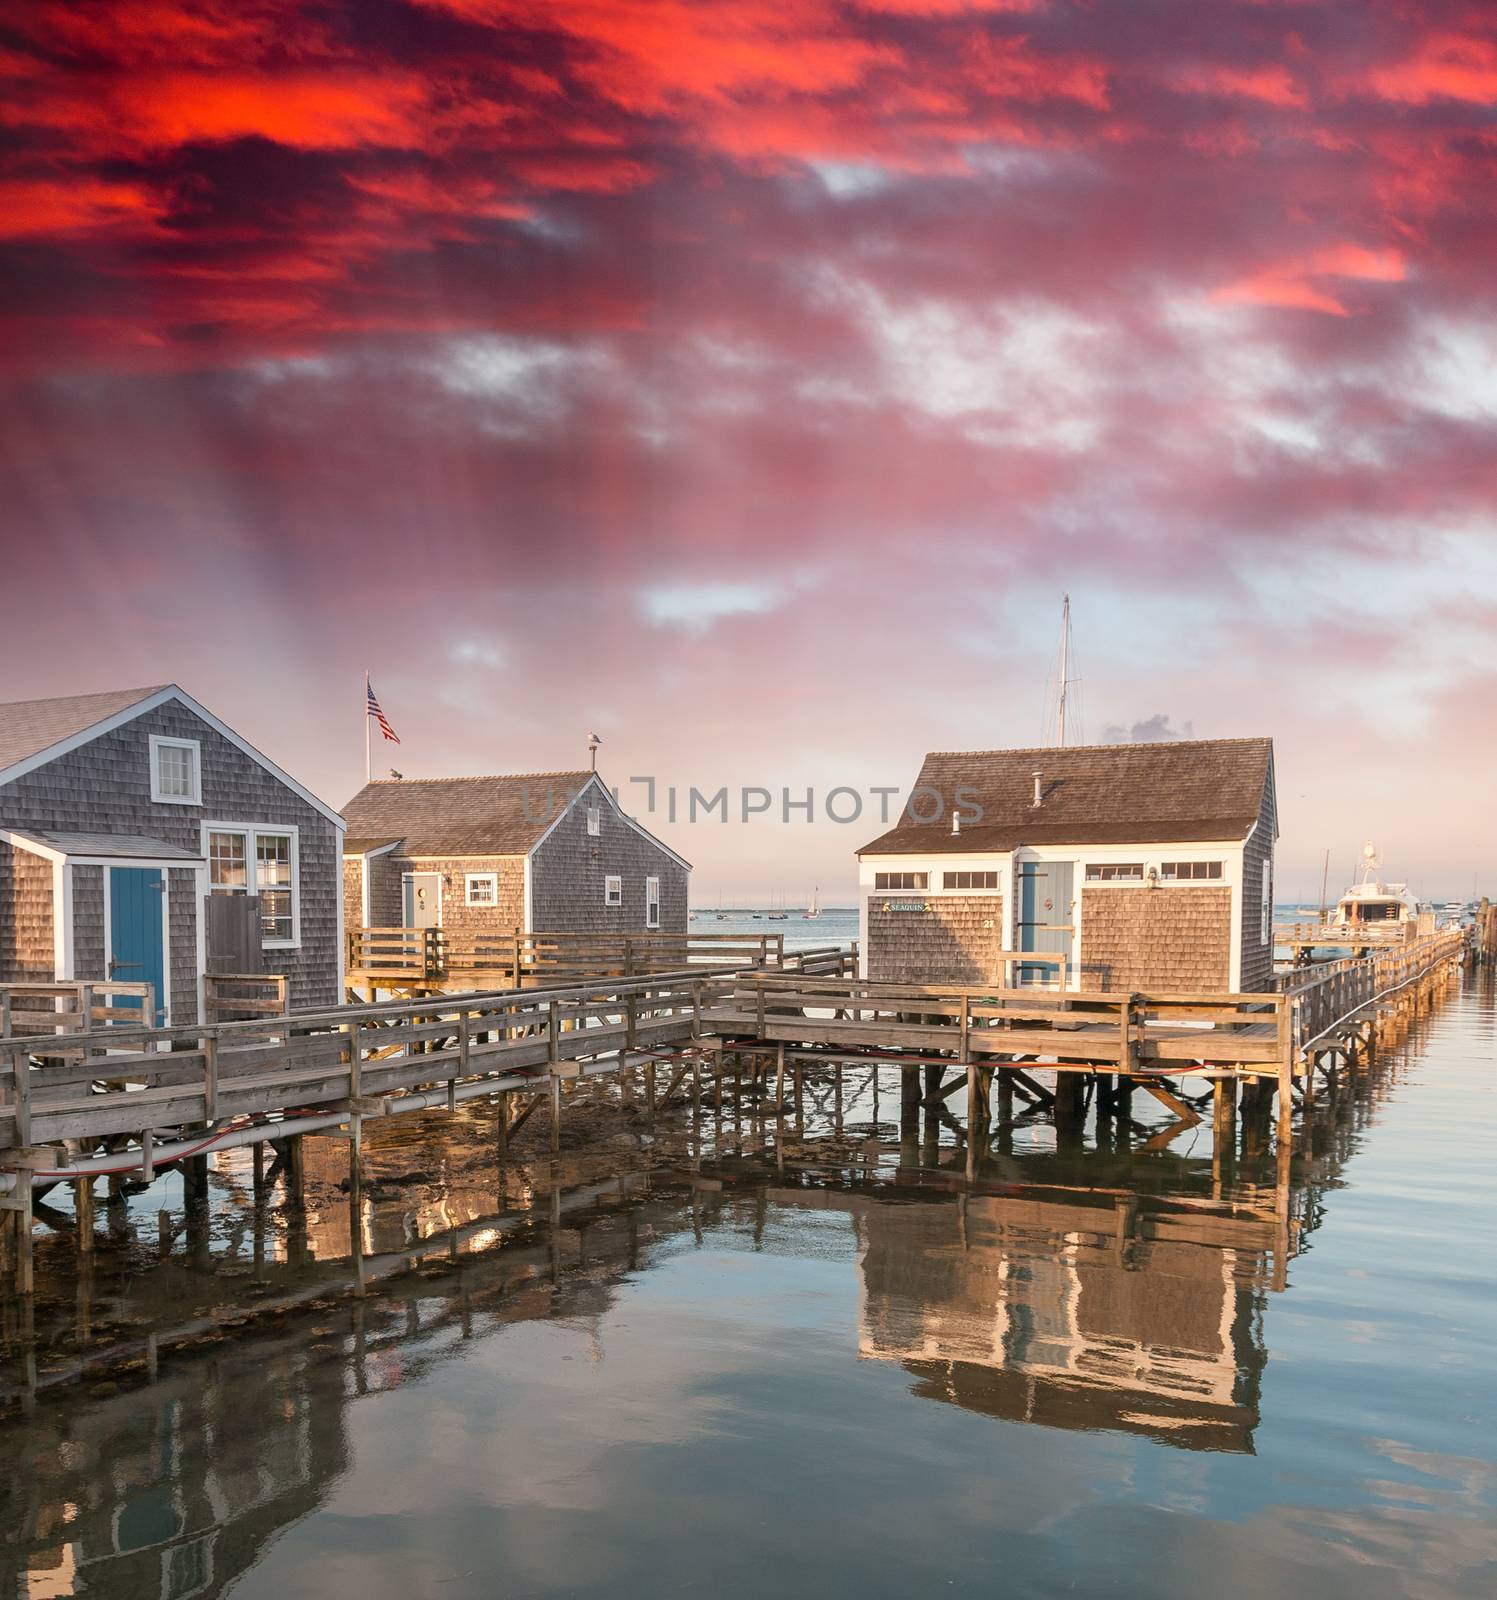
[
  {"xmin": 4, "ymin": 959, "xmax": 1495, "ymax": 1598},
  {"xmin": 6, "ymin": 2, "xmax": 1497, "ymax": 1587}
]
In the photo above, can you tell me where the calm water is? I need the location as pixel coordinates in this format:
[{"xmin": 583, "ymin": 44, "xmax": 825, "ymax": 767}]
[{"xmin": 4, "ymin": 971, "xmax": 1495, "ymax": 1599}]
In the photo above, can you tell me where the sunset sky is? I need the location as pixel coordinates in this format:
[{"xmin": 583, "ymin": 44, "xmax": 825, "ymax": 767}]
[{"xmin": 3, "ymin": 0, "xmax": 1496, "ymax": 900}]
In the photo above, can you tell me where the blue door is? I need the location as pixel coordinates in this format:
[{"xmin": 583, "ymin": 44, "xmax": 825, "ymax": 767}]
[
  {"xmin": 1016, "ymin": 860, "xmax": 1073, "ymax": 987},
  {"xmin": 110, "ymin": 866, "xmax": 166, "ymax": 1025}
]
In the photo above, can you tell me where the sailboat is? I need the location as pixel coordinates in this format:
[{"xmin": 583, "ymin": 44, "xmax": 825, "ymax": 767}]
[{"xmin": 803, "ymin": 886, "xmax": 820, "ymax": 920}]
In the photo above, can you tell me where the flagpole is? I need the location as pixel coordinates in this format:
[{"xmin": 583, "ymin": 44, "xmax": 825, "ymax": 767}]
[{"xmin": 365, "ymin": 670, "xmax": 372, "ymax": 785}]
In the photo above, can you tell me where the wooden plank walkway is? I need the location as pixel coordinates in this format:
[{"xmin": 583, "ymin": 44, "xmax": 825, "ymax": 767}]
[{"xmin": 0, "ymin": 929, "xmax": 1468, "ymax": 1224}]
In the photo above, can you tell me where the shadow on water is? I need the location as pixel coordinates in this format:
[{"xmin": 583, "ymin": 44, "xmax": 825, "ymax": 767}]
[{"xmin": 2, "ymin": 968, "xmax": 1492, "ymax": 1599}]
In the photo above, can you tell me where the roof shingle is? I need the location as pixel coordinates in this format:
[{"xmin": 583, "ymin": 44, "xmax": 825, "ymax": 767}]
[
  {"xmin": 0, "ymin": 685, "xmax": 168, "ymax": 775},
  {"xmin": 341, "ymin": 772, "xmax": 595, "ymax": 856},
  {"xmin": 858, "ymin": 738, "xmax": 1273, "ymax": 855}
]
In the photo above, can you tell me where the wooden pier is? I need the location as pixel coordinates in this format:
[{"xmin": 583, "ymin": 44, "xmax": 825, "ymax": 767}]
[
  {"xmin": 344, "ymin": 927, "xmax": 853, "ymax": 997},
  {"xmin": 0, "ymin": 927, "xmax": 1470, "ymax": 1295}
]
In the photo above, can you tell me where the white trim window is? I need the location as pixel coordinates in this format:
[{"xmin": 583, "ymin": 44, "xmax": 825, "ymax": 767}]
[
  {"xmin": 1261, "ymin": 861, "xmax": 1273, "ymax": 944},
  {"xmin": 587, "ymin": 805, "xmax": 602, "ymax": 837},
  {"xmin": 604, "ymin": 874, "xmax": 622, "ymax": 907},
  {"xmin": 204, "ymin": 822, "xmax": 300, "ymax": 948},
  {"xmin": 150, "ymin": 735, "xmax": 201, "ymax": 805},
  {"xmin": 645, "ymin": 875, "xmax": 660, "ymax": 929},
  {"xmin": 466, "ymin": 872, "xmax": 499, "ymax": 906}
]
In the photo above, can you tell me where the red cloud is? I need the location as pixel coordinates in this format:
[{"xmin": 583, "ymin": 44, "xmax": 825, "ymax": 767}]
[{"xmin": 1365, "ymin": 31, "xmax": 1497, "ymax": 105}]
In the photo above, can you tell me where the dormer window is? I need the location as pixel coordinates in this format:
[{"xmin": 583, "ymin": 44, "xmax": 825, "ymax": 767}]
[
  {"xmin": 587, "ymin": 805, "xmax": 602, "ymax": 837},
  {"xmin": 150, "ymin": 735, "xmax": 201, "ymax": 804}
]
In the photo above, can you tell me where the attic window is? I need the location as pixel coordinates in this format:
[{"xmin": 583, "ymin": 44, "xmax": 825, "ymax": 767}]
[
  {"xmin": 587, "ymin": 805, "xmax": 602, "ymax": 837},
  {"xmin": 150, "ymin": 736, "xmax": 201, "ymax": 805},
  {"xmin": 604, "ymin": 874, "xmax": 622, "ymax": 907},
  {"xmin": 1159, "ymin": 861, "xmax": 1223, "ymax": 881},
  {"xmin": 1086, "ymin": 863, "xmax": 1144, "ymax": 883}
]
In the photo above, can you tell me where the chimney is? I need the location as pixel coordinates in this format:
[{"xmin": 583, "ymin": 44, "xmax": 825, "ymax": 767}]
[{"xmin": 1032, "ymin": 770, "xmax": 1043, "ymax": 808}]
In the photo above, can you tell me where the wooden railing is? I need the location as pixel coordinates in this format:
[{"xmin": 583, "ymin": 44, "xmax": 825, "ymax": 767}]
[
  {"xmin": 0, "ymin": 982, "xmax": 155, "ymax": 1038},
  {"xmin": 0, "ymin": 971, "xmax": 732, "ymax": 1152},
  {"xmin": 713, "ymin": 973, "xmax": 1288, "ymax": 1073},
  {"xmin": 347, "ymin": 927, "xmax": 792, "ymax": 987},
  {"xmin": 1278, "ymin": 927, "xmax": 1467, "ymax": 1059},
  {"xmin": 204, "ymin": 973, "xmax": 289, "ymax": 1024}
]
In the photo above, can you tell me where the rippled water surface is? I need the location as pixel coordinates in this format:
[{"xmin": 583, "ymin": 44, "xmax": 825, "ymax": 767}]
[{"xmin": 4, "ymin": 972, "xmax": 1494, "ymax": 1599}]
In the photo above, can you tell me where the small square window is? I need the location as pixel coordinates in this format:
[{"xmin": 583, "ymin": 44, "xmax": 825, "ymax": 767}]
[
  {"xmin": 587, "ymin": 805, "xmax": 602, "ymax": 837},
  {"xmin": 604, "ymin": 874, "xmax": 622, "ymax": 907},
  {"xmin": 466, "ymin": 873, "xmax": 498, "ymax": 906},
  {"xmin": 150, "ymin": 736, "xmax": 201, "ymax": 804}
]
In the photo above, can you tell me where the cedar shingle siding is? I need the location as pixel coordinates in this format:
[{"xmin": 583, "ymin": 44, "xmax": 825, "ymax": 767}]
[
  {"xmin": 0, "ymin": 695, "xmax": 341, "ymax": 1020},
  {"xmin": 0, "ymin": 839, "xmax": 55, "ymax": 978},
  {"xmin": 398, "ymin": 856, "xmax": 525, "ymax": 931},
  {"xmin": 867, "ymin": 895, "xmax": 1004, "ymax": 984},
  {"xmin": 1078, "ymin": 886, "xmax": 1232, "ymax": 992}
]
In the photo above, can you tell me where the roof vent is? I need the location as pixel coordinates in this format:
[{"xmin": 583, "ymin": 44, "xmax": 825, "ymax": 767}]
[{"xmin": 1032, "ymin": 770, "xmax": 1043, "ymax": 808}]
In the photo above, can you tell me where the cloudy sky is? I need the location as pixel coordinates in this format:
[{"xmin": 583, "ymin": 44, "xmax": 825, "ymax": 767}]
[{"xmin": 3, "ymin": 1, "xmax": 1496, "ymax": 899}]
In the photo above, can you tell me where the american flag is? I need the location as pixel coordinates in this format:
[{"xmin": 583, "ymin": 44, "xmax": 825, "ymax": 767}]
[{"xmin": 366, "ymin": 676, "xmax": 400, "ymax": 744}]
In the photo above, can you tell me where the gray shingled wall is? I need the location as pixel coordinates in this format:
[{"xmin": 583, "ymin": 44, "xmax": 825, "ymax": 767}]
[
  {"xmin": 1239, "ymin": 776, "xmax": 1276, "ymax": 992},
  {"xmin": 72, "ymin": 865, "xmax": 104, "ymax": 980},
  {"xmin": 1078, "ymin": 886, "xmax": 1232, "ymax": 992},
  {"xmin": 867, "ymin": 895, "xmax": 1005, "ymax": 984},
  {"xmin": 530, "ymin": 800, "xmax": 687, "ymax": 933},
  {"xmin": 0, "ymin": 698, "xmax": 340, "ymax": 1018}
]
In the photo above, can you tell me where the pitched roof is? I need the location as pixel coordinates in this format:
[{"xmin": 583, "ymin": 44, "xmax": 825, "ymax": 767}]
[
  {"xmin": 341, "ymin": 772, "xmax": 596, "ymax": 856},
  {"xmin": 858, "ymin": 737, "xmax": 1273, "ymax": 856},
  {"xmin": 0, "ymin": 685, "xmax": 167, "ymax": 773}
]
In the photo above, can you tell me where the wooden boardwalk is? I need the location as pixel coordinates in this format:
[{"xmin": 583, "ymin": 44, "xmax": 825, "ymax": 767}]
[{"xmin": 0, "ymin": 927, "xmax": 1469, "ymax": 1294}]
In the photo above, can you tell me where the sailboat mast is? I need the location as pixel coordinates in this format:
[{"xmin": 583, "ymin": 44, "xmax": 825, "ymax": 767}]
[{"xmin": 1054, "ymin": 594, "xmax": 1071, "ymax": 747}]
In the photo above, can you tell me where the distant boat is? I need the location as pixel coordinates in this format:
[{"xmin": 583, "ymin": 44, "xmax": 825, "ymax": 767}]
[
  {"xmin": 803, "ymin": 886, "xmax": 820, "ymax": 920},
  {"xmin": 1330, "ymin": 844, "xmax": 1418, "ymax": 934}
]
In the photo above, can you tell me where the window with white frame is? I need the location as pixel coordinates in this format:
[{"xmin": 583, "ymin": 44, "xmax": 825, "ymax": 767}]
[
  {"xmin": 206, "ymin": 824, "xmax": 298, "ymax": 946},
  {"xmin": 604, "ymin": 874, "xmax": 622, "ymax": 906},
  {"xmin": 874, "ymin": 871, "xmax": 928, "ymax": 891},
  {"xmin": 150, "ymin": 735, "xmax": 201, "ymax": 804},
  {"xmin": 1160, "ymin": 861, "xmax": 1224, "ymax": 881},
  {"xmin": 645, "ymin": 875, "xmax": 660, "ymax": 929},
  {"xmin": 587, "ymin": 805, "xmax": 602, "ymax": 837},
  {"xmin": 466, "ymin": 873, "xmax": 498, "ymax": 906},
  {"xmin": 944, "ymin": 870, "xmax": 999, "ymax": 890},
  {"xmin": 1086, "ymin": 863, "xmax": 1144, "ymax": 882},
  {"xmin": 1261, "ymin": 862, "xmax": 1273, "ymax": 943}
]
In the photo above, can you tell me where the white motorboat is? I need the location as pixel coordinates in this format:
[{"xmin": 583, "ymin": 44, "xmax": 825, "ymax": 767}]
[{"xmin": 1329, "ymin": 844, "xmax": 1419, "ymax": 935}]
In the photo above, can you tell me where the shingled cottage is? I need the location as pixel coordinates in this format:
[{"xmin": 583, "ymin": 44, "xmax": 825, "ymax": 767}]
[
  {"xmin": 341, "ymin": 771, "xmax": 689, "ymax": 940},
  {"xmin": 856, "ymin": 738, "xmax": 1277, "ymax": 994},
  {"xmin": 0, "ymin": 684, "xmax": 346, "ymax": 1023}
]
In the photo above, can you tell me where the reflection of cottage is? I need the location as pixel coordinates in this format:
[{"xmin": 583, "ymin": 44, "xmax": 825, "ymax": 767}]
[
  {"xmin": 11, "ymin": 1332, "xmax": 350, "ymax": 1600},
  {"xmin": 0, "ymin": 684, "xmax": 345, "ymax": 1023},
  {"xmin": 341, "ymin": 770, "xmax": 689, "ymax": 938},
  {"xmin": 856, "ymin": 738, "xmax": 1277, "ymax": 992},
  {"xmin": 857, "ymin": 1192, "xmax": 1267, "ymax": 1453}
]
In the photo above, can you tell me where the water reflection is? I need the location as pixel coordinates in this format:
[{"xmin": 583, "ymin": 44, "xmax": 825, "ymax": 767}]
[
  {"xmin": 856, "ymin": 1188, "xmax": 1266, "ymax": 1452},
  {"xmin": 4, "ymin": 975, "xmax": 1490, "ymax": 1600}
]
